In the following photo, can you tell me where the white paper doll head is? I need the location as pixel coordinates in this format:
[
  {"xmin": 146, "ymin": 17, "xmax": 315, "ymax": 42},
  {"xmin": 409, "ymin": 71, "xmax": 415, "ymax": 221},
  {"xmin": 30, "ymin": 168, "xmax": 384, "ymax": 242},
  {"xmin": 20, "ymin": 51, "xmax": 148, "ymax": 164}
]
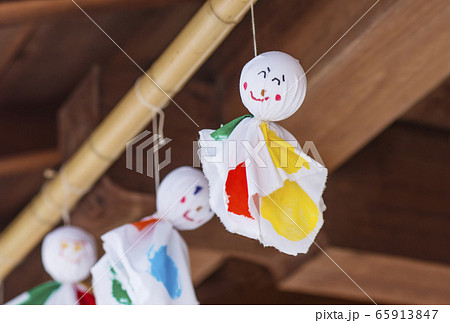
[
  {"xmin": 41, "ymin": 226, "xmax": 97, "ymax": 283},
  {"xmin": 239, "ymin": 51, "xmax": 307, "ymax": 122},
  {"xmin": 156, "ymin": 166, "xmax": 214, "ymax": 231}
]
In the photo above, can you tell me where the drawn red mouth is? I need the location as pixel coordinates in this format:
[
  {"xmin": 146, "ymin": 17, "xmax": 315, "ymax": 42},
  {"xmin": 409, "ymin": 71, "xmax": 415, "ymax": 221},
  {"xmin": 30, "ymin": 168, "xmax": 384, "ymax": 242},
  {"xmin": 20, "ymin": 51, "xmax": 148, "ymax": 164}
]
[
  {"xmin": 250, "ymin": 91, "xmax": 269, "ymax": 102},
  {"xmin": 60, "ymin": 253, "xmax": 83, "ymax": 264},
  {"xmin": 183, "ymin": 210, "xmax": 195, "ymax": 222}
]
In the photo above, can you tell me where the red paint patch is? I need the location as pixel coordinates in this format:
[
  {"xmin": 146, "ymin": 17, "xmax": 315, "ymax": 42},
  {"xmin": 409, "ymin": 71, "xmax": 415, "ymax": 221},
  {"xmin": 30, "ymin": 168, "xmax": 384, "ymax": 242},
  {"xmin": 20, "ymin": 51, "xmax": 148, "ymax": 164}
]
[
  {"xmin": 243, "ymin": 82, "xmax": 247, "ymax": 90},
  {"xmin": 225, "ymin": 162, "xmax": 254, "ymax": 219},
  {"xmin": 275, "ymin": 94, "xmax": 281, "ymax": 101},
  {"xmin": 131, "ymin": 218, "xmax": 158, "ymax": 231},
  {"xmin": 76, "ymin": 289, "xmax": 96, "ymax": 305},
  {"xmin": 180, "ymin": 196, "xmax": 186, "ymax": 203}
]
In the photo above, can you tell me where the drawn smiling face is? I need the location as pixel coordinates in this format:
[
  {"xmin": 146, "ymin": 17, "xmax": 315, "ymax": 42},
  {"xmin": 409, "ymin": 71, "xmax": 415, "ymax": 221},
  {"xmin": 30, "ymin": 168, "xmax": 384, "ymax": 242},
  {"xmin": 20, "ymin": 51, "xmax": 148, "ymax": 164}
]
[
  {"xmin": 156, "ymin": 167, "xmax": 214, "ymax": 231},
  {"xmin": 42, "ymin": 226, "xmax": 97, "ymax": 283},
  {"xmin": 178, "ymin": 183, "xmax": 212, "ymax": 227},
  {"xmin": 59, "ymin": 238, "xmax": 87, "ymax": 264},
  {"xmin": 239, "ymin": 51, "xmax": 307, "ymax": 122}
]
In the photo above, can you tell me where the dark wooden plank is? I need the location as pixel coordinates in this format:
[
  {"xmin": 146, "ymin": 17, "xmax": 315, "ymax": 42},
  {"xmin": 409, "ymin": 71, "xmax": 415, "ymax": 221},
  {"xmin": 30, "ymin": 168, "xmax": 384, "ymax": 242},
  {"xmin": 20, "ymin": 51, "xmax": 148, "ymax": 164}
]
[
  {"xmin": 0, "ymin": 11, "xmax": 149, "ymax": 111},
  {"xmin": 0, "ymin": 110, "xmax": 57, "ymax": 156},
  {"xmin": 182, "ymin": 217, "xmax": 328, "ymax": 281},
  {"xmin": 57, "ymin": 66, "xmax": 101, "ymax": 159},
  {"xmin": 0, "ymin": 149, "xmax": 60, "ymax": 177},
  {"xmin": 196, "ymin": 258, "xmax": 369, "ymax": 305},
  {"xmin": 0, "ymin": 0, "xmax": 200, "ymax": 25},
  {"xmin": 0, "ymin": 170, "xmax": 49, "ymax": 229},
  {"xmin": 189, "ymin": 248, "xmax": 226, "ymax": 286},
  {"xmin": 3, "ymin": 243, "xmax": 50, "ymax": 302},
  {"xmin": 324, "ymin": 122, "xmax": 450, "ymax": 264},
  {"xmin": 402, "ymin": 77, "xmax": 450, "ymax": 131},
  {"xmin": 280, "ymin": 247, "xmax": 450, "ymax": 305},
  {"xmin": 0, "ymin": 24, "xmax": 33, "ymax": 77}
]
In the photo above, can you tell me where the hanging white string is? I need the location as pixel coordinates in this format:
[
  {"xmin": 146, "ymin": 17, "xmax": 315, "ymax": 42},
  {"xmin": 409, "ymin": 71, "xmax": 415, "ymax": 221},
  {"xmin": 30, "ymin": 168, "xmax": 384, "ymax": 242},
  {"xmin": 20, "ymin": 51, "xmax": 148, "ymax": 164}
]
[
  {"xmin": 134, "ymin": 77, "xmax": 167, "ymax": 191},
  {"xmin": 250, "ymin": 0, "xmax": 257, "ymax": 57}
]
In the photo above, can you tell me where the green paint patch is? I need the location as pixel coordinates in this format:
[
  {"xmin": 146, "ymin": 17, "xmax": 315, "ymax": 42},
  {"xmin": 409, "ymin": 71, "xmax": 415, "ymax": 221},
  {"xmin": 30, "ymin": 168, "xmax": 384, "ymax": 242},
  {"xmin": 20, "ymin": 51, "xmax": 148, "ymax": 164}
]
[
  {"xmin": 20, "ymin": 281, "xmax": 61, "ymax": 305},
  {"xmin": 110, "ymin": 267, "xmax": 132, "ymax": 305},
  {"xmin": 210, "ymin": 114, "xmax": 253, "ymax": 141}
]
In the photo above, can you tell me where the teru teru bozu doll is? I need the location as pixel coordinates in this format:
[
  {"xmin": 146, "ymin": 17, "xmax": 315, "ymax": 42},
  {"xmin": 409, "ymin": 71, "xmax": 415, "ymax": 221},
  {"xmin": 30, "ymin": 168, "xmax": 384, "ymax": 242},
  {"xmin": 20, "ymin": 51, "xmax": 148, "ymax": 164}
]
[
  {"xmin": 6, "ymin": 226, "xmax": 97, "ymax": 305},
  {"xmin": 198, "ymin": 51, "xmax": 328, "ymax": 256},
  {"xmin": 91, "ymin": 166, "xmax": 214, "ymax": 305}
]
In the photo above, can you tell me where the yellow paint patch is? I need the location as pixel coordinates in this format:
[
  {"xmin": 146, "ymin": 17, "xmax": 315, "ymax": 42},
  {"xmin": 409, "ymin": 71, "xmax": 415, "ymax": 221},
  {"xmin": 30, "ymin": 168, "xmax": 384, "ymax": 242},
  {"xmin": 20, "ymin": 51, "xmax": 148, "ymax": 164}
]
[
  {"xmin": 260, "ymin": 122, "xmax": 309, "ymax": 174},
  {"xmin": 261, "ymin": 180, "xmax": 319, "ymax": 241}
]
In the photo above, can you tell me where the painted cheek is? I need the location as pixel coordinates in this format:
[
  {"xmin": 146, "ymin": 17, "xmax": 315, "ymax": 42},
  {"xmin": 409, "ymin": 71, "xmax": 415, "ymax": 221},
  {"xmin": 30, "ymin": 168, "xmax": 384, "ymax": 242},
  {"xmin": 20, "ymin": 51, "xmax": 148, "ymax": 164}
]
[
  {"xmin": 275, "ymin": 94, "xmax": 282, "ymax": 101},
  {"xmin": 243, "ymin": 82, "xmax": 247, "ymax": 90}
]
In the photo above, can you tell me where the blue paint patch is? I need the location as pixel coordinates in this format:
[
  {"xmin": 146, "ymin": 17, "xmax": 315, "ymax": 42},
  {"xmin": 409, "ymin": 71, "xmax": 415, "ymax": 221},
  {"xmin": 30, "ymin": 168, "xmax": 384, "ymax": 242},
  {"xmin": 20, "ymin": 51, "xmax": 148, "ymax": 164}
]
[
  {"xmin": 147, "ymin": 245, "xmax": 181, "ymax": 299},
  {"xmin": 194, "ymin": 186, "xmax": 203, "ymax": 195}
]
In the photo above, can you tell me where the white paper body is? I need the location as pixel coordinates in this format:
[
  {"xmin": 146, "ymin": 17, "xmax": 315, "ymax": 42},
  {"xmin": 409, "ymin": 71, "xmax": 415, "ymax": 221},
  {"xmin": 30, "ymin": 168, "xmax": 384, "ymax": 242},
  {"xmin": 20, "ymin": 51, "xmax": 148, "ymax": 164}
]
[
  {"xmin": 92, "ymin": 218, "xmax": 198, "ymax": 305},
  {"xmin": 199, "ymin": 117, "xmax": 327, "ymax": 255}
]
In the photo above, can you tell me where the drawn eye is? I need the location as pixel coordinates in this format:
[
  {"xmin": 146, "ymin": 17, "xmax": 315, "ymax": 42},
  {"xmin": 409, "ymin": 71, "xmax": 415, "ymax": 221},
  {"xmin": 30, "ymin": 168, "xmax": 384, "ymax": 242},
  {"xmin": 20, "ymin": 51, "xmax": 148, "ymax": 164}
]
[
  {"xmin": 272, "ymin": 77, "xmax": 281, "ymax": 86},
  {"xmin": 258, "ymin": 71, "xmax": 266, "ymax": 78},
  {"xmin": 74, "ymin": 243, "xmax": 82, "ymax": 252},
  {"xmin": 282, "ymin": 75, "xmax": 285, "ymax": 82}
]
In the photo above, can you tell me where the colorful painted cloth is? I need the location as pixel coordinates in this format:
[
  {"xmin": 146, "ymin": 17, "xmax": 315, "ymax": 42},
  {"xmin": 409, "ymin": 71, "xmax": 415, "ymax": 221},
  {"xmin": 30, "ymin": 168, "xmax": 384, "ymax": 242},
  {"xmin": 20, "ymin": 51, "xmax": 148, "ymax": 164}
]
[
  {"xmin": 6, "ymin": 282, "xmax": 95, "ymax": 305},
  {"xmin": 198, "ymin": 51, "xmax": 328, "ymax": 255},
  {"xmin": 92, "ymin": 219, "xmax": 196, "ymax": 305},
  {"xmin": 91, "ymin": 167, "xmax": 213, "ymax": 305}
]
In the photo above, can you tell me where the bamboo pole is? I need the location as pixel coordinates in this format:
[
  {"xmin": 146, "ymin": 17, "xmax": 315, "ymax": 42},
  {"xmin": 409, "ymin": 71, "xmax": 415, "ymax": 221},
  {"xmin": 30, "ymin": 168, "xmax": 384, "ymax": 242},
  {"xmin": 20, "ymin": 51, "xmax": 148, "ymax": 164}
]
[{"xmin": 0, "ymin": 0, "xmax": 257, "ymax": 280}]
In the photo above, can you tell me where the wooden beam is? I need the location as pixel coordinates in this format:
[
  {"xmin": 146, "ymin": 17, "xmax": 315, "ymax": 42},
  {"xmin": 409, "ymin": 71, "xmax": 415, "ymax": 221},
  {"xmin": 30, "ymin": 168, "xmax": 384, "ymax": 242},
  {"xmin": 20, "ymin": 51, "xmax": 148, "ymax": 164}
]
[
  {"xmin": 280, "ymin": 247, "xmax": 450, "ymax": 305},
  {"xmin": 282, "ymin": 0, "xmax": 450, "ymax": 171},
  {"xmin": 0, "ymin": 0, "xmax": 199, "ymax": 25},
  {"xmin": 189, "ymin": 248, "xmax": 226, "ymax": 286},
  {"xmin": 219, "ymin": 0, "xmax": 450, "ymax": 172},
  {"xmin": 401, "ymin": 77, "xmax": 450, "ymax": 131},
  {"xmin": 0, "ymin": 149, "xmax": 60, "ymax": 177},
  {"xmin": 194, "ymin": 257, "xmax": 366, "ymax": 305}
]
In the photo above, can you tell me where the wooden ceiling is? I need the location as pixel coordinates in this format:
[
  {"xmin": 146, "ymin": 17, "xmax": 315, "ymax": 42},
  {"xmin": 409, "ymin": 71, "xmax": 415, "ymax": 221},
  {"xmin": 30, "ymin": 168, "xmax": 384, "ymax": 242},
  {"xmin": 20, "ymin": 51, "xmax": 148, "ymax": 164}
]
[{"xmin": 0, "ymin": 0, "xmax": 449, "ymax": 304}]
